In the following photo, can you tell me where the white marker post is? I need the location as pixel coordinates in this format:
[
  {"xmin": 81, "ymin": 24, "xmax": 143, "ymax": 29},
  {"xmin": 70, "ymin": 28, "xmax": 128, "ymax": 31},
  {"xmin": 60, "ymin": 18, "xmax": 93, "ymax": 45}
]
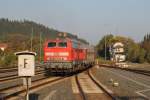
[{"xmin": 15, "ymin": 51, "xmax": 36, "ymax": 100}]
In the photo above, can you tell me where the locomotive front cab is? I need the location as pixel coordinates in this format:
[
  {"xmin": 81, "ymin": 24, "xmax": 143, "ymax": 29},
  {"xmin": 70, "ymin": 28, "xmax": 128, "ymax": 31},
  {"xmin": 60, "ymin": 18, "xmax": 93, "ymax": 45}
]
[
  {"xmin": 44, "ymin": 39, "xmax": 70, "ymax": 61},
  {"xmin": 44, "ymin": 39, "xmax": 73, "ymax": 71}
]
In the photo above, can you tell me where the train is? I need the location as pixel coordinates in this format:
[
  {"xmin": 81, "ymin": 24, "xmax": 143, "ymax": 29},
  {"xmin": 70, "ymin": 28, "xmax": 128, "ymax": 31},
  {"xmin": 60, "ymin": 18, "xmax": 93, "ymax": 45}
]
[{"xmin": 43, "ymin": 37, "xmax": 95, "ymax": 73}]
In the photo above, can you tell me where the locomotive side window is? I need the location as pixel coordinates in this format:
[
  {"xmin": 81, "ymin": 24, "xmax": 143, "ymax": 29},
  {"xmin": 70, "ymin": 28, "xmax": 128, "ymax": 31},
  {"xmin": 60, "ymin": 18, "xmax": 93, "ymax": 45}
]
[
  {"xmin": 48, "ymin": 42, "xmax": 56, "ymax": 47},
  {"xmin": 58, "ymin": 42, "xmax": 67, "ymax": 47},
  {"xmin": 72, "ymin": 41, "xmax": 78, "ymax": 48}
]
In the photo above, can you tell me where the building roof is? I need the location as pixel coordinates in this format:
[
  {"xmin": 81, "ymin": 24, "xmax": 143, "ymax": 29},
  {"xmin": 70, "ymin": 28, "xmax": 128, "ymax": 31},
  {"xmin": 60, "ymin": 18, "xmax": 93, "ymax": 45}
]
[
  {"xmin": 0, "ymin": 43, "xmax": 8, "ymax": 51},
  {"xmin": 0, "ymin": 43, "xmax": 7, "ymax": 48},
  {"xmin": 113, "ymin": 42, "xmax": 124, "ymax": 48}
]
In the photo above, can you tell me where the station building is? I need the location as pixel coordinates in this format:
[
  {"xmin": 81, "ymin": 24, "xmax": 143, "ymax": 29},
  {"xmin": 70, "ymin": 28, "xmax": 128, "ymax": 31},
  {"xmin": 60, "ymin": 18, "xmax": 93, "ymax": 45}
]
[
  {"xmin": 0, "ymin": 43, "xmax": 7, "ymax": 51},
  {"xmin": 110, "ymin": 42, "xmax": 127, "ymax": 67}
]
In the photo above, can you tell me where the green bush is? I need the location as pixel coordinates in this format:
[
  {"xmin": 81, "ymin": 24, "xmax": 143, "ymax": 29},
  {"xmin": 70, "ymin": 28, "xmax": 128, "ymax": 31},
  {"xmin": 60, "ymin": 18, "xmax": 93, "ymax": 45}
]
[
  {"xmin": 146, "ymin": 51, "xmax": 150, "ymax": 63},
  {"xmin": 0, "ymin": 53, "xmax": 16, "ymax": 67},
  {"xmin": 137, "ymin": 48, "xmax": 146, "ymax": 63},
  {"xmin": 96, "ymin": 57, "xmax": 115, "ymax": 65}
]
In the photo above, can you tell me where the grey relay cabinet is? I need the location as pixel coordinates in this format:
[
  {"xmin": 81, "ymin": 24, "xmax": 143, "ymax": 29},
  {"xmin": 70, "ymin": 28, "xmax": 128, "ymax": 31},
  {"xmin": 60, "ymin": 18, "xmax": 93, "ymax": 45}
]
[{"xmin": 15, "ymin": 51, "xmax": 36, "ymax": 76}]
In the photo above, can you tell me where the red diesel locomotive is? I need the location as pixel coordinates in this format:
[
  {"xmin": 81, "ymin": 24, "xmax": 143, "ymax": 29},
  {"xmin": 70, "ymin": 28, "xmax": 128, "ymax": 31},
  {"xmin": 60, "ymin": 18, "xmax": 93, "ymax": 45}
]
[{"xmin": 44, "ymin": 37, "xmax": 95, "ymax": 73}]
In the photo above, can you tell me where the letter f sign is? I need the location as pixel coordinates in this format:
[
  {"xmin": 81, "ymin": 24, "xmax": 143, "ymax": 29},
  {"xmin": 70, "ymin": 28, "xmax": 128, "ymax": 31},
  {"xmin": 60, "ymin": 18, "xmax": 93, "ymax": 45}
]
[{"xmin": 24, "ymin": 59, "xmax": 28, "ymax": 68}]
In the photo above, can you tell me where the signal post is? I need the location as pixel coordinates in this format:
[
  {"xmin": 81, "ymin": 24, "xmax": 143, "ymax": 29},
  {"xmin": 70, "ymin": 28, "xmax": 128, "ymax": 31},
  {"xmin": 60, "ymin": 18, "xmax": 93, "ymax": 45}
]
[{"xmin": 15, "ymin": 51, "xmax": 36, "ymax": 100}]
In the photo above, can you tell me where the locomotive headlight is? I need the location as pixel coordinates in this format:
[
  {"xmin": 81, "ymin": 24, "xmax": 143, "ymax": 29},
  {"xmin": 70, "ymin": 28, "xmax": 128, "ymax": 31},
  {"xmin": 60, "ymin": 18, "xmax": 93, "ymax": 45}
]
[
  {"xmin": 47, "ymin": 57, "xmax": 50, "ymax": 60},
  {"xmin": 63, "ymin": 57, "xmax": 67, "ymax": 60}
]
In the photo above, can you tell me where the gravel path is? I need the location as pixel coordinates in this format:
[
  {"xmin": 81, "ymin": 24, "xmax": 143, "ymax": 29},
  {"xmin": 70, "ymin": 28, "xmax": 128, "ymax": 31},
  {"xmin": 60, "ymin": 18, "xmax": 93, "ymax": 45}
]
[
  {"xmin": 32, "ymin": 78, "xmax": 75, "ymax": 100},
  {"xmin": 128, "ymin": 63, "xmax": 150, "ymax": 71},
  {"xmin": 91, "ymin": 66, "xmax": 150, "ymax": 100}
]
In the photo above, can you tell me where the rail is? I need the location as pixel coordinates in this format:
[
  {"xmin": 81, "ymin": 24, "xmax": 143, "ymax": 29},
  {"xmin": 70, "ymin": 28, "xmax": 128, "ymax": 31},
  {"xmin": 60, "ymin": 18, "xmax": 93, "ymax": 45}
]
[
  {"xmin": 0, "ymin": 77, "xmax": 66, "ymax": 100},
  {"xmin": 0, "ymin": 69, "xmax": 48, "ymax": 83},
  {"xmin": 75, "ymin": 75, "xmax": 87, "ymax": 100},
  {"xmin": 88, "ymin": 69, "xmax": 115, "ymax": 100},
  {"xmin": 99, "ymin": 64, "xmax": 150, "ymax": 76}
]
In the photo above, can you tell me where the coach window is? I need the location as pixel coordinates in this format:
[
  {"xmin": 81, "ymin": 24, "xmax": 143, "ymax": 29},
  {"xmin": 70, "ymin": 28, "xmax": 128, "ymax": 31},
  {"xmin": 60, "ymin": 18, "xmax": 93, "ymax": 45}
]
[
  {"xmin": 59, "ymin": 42, "xmax": 67, "ymax": 47},
  {"xmin": 48, "ymin": 42, "xmax": 56, "ymax": 47}
]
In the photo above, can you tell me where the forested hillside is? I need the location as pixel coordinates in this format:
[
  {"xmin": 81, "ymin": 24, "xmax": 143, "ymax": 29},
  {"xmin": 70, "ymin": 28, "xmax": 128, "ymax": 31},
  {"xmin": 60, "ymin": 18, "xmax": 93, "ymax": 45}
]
[
  {"xmin": 0, "ymin": 18, "xmax": 88, "ymax": 67},
  {"xmin": 0, "ymin": 18, "xmax": 81, "ymax": 40}
]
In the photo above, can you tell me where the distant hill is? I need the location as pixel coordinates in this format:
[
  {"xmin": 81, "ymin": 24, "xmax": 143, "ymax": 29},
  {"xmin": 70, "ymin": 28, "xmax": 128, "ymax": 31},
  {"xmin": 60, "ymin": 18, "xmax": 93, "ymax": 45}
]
[
  {"xmin": 0, "ymin": 18, "xmax": 88, "ymax": 44},
  {"xmin": 0, "ymin": 18, "xmax": 89, "ymax": 67}
]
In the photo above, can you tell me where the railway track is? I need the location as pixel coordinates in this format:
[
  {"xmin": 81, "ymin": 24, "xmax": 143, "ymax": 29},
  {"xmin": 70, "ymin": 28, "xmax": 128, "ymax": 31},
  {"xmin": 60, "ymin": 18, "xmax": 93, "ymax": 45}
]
[
  {"xmin": 74, "ymin": 70, "xmax": 114, "ymax": 100},
  {"xmin": 88, "ymin": 70, "xmax": 115, "ymax": 99},
  {"xmin": 0, "ymin": 67, "xmax": 17, "ymax": 73},
  {"xmin": 0, "ymin": 66, "xmax": 17, "ymax": 70},
  {"xmin": 0, "ymin": 63, "xmax": 91, "ymax": 88},
  {"xmin": 75, "ymin": 75, "xmax": 87, "ymax": 100},
  {"xmin": 0, "ymin": 63, "xmax": 50, "ymax": 82},
  {"xmin": 0, "ymin": 76, "xmax": 66, "ymax": 100},
  {"xmin": 100, "ymin": 64, "xmax": 150, "ymax": 76},
  {"xmin": 0, "ymin": 63, "xmax": 48, "ymax": 73},
  {"xmin": 0, "ymin": 69, "xmax": 48, "ymax": 83},
  {"xmin": 0, "ymin": 70, "xmax": 50, "ymax": 92}
]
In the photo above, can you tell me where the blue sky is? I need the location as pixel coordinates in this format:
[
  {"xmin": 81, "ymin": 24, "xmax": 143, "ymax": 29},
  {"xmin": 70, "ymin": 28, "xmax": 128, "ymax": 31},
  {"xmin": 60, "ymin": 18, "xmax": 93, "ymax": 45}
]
[{"xmin": 0, "ymin": 0, "xmax": 150, "ymax": 44}]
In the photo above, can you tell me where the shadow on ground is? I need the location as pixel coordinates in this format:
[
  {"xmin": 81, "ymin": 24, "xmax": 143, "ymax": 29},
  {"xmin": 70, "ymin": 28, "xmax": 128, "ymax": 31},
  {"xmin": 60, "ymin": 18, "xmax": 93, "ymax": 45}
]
[
  {"xmin": 115, "ymin": 96, "xmax": 149, "ymax": 100},
  {"xmin": 43, "ymin": 64, "xmax": 93, "ymax": 77},
  {"xmin": 29, "ymin": 93, "xmax": 39, "ymax": 100}
]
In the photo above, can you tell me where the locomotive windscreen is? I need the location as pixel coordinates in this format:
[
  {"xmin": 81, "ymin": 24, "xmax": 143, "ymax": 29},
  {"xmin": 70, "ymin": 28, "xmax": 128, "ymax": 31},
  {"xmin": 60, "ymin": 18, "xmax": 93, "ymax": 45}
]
[
  {"xmin": 48, "ymin": 42, "xmax": 56, "ymax": 47},
  {"xmin": 58, "ymin": 42, "xmax": 67, "ymax": 47}
]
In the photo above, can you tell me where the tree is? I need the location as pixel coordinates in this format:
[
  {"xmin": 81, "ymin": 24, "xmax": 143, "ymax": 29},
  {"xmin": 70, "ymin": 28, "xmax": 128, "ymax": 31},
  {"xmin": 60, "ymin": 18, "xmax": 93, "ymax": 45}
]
[
  {"xmin": 141, "ymin": 33, "xmax": 150, "ymax": 63},
  {"xmin": 146, "ymin": 51, "xmax": 150, "ymax": 63},
  {"xmin": 137, "ymin": 48, "xmax": 146, "ymax": 63},
  {"xmin": 96, "ymin": 34, "xmax": 147, "ymax": 63},
  {"xmin": 126, "ymin": 43, "xmax": 139, "ymax": 62},
  {"xmin": 96, "ymin": 34, "xmax": 113, "ymax": 59}
]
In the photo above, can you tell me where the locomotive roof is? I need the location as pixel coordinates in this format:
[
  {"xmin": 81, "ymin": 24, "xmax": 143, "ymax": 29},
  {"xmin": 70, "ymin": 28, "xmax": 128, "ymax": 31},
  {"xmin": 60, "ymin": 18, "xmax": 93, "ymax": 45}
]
[
  {"xmin": 46, "ymin": 38, "xmax": 80, "ymax": 43},
  {"xmin": 45, "ymin": 38, "xmax": 89, "ymax": 46}
]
